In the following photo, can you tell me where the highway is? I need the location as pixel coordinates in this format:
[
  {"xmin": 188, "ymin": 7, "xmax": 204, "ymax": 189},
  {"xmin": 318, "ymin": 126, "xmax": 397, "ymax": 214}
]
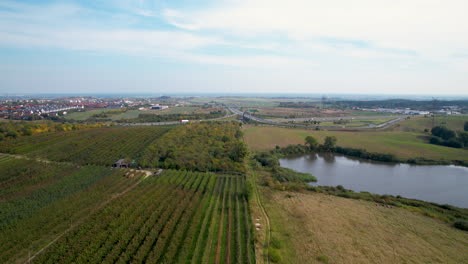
[
  {"xmin": 119, "ymin": 106, "xmax": 407, "ymax": 130},
  {"xmin": 227, "ymin": 106, "xmax": 407, "ymax": 130}
]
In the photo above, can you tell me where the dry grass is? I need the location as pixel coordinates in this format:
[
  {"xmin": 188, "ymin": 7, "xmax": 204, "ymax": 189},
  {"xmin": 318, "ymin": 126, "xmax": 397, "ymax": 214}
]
[
  {"xmin": 393, "ymin": 116, "xmax": 467, "ymax": 133},
  {"xmin": 243, "ymin": 125, "xmax": 468, "ymax": 162},
  {"xmin": 262, "ymin": 189, "xmax": 468, "ymax": 264}
]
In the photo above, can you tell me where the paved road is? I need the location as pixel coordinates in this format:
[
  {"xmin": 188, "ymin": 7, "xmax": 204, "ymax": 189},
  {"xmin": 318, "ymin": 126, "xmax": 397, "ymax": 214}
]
[
  {"xmin": 227, "ymin": 106, "xmax": 406, "ymax": 130},
  {"xmin": 268, "ymin": 115, "xmax": 408, "ymax": 123}
]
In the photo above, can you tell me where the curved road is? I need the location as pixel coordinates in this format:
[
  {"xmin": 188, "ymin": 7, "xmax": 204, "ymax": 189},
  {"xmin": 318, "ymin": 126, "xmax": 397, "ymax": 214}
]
[{"xmin": 228, "ymin": 106, "xmax": 407, "ymax": 130}]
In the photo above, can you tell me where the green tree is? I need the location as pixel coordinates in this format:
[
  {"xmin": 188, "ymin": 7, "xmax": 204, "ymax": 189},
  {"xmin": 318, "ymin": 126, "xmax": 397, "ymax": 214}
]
[
  {"xmin": 464, "ymin": 121, "xmax": 468, "ymax": 131},
  {"xmin": 6, "ymin": 130, "xmax": 17, "ymax": 138},
  {"xmin": 459, "ymin": 132, "xmax": 468, "ymax": 147},
  {"xmin": 305, "ymin": 135, "xmax": 318, "ymax": 150},
  {"xmin": 323, "ymin": 136, "xmax": 337, "ymax": 151},
  {"xmin": 431, "ymin": 126, "xmax": 455, "ymax": 140}
]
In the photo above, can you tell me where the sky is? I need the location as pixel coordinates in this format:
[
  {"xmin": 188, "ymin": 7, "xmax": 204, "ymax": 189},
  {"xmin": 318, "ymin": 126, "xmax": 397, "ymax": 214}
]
[{"xmin": 0, "ymin": 0, "xmax": 468, "ymax": 95}]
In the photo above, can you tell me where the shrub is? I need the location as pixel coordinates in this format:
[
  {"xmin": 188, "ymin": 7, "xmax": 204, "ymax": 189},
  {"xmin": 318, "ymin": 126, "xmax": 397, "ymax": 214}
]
[
  {"xmin": 454, "ymin": 220, "xmax": 468, "ymax": 231},
  {"xmin": 317, "ymin": 255, "xmax": 329, "ymax": 263},
  {"xmin": 268, "ymin": 248, "xmax": 282, "ymax": 263},
  {"xmin": 270, "ymin": 236, "xmax": 282, "ymax": 249}
]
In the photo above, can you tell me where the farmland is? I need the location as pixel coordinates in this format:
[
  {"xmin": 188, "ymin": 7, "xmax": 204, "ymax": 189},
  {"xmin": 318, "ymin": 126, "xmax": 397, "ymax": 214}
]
[
  {"xmin": 31, "ymin": 170, "xmax": 254, "ymax": 264},
  {"xmin": 0, "ymin": 156, "xmax": 144, "ymax": 263},
  {"xmin": 0, "ymin": 126, "xmax": 171, "ymax": 166},
  {"xmin": 0, "ymin": 122, "xmax": 256, "ymax": 263}
]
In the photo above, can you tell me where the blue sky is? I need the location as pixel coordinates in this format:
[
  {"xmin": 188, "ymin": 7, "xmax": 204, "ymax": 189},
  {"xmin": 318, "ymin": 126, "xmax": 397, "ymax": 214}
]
[{"xmin": 1, "ymin": 0, "xmax": 467, "ymax": 95}]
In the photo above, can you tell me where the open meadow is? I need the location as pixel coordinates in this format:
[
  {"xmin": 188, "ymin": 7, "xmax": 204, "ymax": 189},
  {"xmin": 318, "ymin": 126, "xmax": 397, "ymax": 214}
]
[{"xmin": 261, "ymin": 188, "xmax": 468, "ymax": 264}]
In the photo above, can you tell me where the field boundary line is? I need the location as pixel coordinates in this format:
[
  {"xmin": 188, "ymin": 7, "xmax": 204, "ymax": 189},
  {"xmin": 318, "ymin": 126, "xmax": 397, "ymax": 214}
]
[{"xmin": 250, "ymin": 171, "xmax": 271, "ymax": 264}]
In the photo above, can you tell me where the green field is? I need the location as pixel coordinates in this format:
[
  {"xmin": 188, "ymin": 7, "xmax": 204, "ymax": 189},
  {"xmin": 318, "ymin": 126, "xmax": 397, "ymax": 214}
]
[
  {"xmin": 188, "ymin": 97, "xmax": 319, "ymax": 107},
  {"xmin": 0, "ymin": 126, "xmax": 171, "ymax": 166},
  {"xmin": 243, "ymin": 125, "xmax": 468, "ymax": 162},
  {"xmin": 0, "ymin": 156, "xmax": 254, "ymax": 263},
  {"xmin": 395, "ymin": 116, "xmax": 467, "ymax": 132},
  {"xmin": 31, "ymin": 170, "xmax": 254, "ymax": 264},
  {"xmin": 153, "ymin": 106, "xmax": 200, "ymax": 115},
  {"xmin": 64, "ymin": 107, "xmax": 202, "ymax": 121},
  {"xmin": 64, "ymin": 109, "xmax": 111, "ymax": 120},
  {"xmin": 0, "ymin": 156, "xmax": 144, "ymax": 263},
  {"xmin": 0, "ymin": 122, "xmax": 255, "ymax": 263},
  {"xmin": 296, "ymin": 118, "xmax": 396, "ymax": 127}
]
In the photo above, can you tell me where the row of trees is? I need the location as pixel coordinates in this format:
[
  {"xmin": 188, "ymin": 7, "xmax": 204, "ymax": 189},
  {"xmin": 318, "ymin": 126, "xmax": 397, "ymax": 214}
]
[{"xmin": 0, "ymin": 121, "xmax": 105, "ymax": 140}]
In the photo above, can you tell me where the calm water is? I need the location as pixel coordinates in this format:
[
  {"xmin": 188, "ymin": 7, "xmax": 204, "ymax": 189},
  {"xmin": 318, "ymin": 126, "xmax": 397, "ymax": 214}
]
[{"xmin": 279, "ymin": 153, "xmax": 468, "ymax": 208}]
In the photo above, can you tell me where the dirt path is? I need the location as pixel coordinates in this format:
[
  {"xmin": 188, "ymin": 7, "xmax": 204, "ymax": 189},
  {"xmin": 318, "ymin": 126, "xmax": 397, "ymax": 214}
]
[
  {"xmin": 250, "ymin": 172, "xmax": 271, "ymax": 264},
  {"xmin": 23, "ymin": 174, "xmax": 145, "ymax": 264}
]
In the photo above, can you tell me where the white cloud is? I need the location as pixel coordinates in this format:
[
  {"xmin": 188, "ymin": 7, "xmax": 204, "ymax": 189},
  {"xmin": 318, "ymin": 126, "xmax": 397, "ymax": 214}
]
[
  {"xmin": 1, "ymin": 0, "xmax": 468, "ymax": 94},
  {"xmin": 164, "ymin": 0, "xmax": 468, "ymax": 59}
]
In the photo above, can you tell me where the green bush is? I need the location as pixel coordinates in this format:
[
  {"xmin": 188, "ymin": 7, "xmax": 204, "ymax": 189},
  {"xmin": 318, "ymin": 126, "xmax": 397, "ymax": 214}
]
[
  {"xmin": 317, "ymin": 255, "xmax": 329, "ymax": 263},
  {"xmin": 270, "ymin": 236, "xmax": 282, "ymax": 249},
  {"xmin": 268, "ymin": 248, "xmax": 282, "ymax": 263},
  {"xmin": 454, "ymin": 220, "xmax": 468, "ymax": 231}
]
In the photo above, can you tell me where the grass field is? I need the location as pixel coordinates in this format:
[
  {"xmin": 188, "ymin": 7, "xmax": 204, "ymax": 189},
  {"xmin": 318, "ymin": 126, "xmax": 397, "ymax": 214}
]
[
  {"xmin": 394, "ymin": 116, "xmax": 467, "ymax": 132},
  {"xmin": 188, "ymin": 97, "xmax": 320, "ymax": 107},
  {"xmin": 64, "ymin": 109, "xmax": 110, "ymax": 120},
  {"xmin": 261, "ymin": 188, "xmax": 468, "ymax": 264},
  {"xmin": 296, "ymin": 118, "xmax": 395, "ymax": 127},
  {"xmin": 243, "ymin": 125, "xmax": 468, "ymax": 162},
  {"xmin": 109, "ymin": 109, "xmax": 141, "ymax": 120},
  {"xmin": 64, "ymin": 107, "xmax": 204, "ymax": 121},
  {"xmin": 251, "ymin": 107, "xmax": 347, "ymax": 118}
]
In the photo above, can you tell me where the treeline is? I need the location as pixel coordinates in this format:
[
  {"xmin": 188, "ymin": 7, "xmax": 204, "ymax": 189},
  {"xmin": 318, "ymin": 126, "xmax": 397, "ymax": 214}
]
[
  {"xmin": 0, "ymin": 121, "xmax": 105, "ymax": 140},
  {"xmin": 278, "ymin": 102, "xmax": 318, "ymax": 108},
  {"xmin": 139, "ymin": 122, "xmax": 247, "ymax": 172},
  {"xmin": 334, "ymin": 146, "xmax": 397, "ymax": 162},
  {"xmin": 253, "ymin": 150, "xmax": 317, "ymax": 184},
  {"xmin": 116, "ymin": 111, "xmax": 226, "ymax": 123},
  {"xmin": 430, "ymin": 125, "xmax": 468, "ymax": 148},
  {"xmin": 334, "ymin": 99, "xmax": 468, "ymax": 110}
]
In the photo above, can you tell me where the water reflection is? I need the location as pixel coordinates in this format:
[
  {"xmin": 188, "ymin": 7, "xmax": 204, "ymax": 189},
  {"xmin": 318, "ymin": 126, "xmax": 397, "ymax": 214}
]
[{"xmin": 280, "ymin": 153, "xmax": 468, "ymax": 208}]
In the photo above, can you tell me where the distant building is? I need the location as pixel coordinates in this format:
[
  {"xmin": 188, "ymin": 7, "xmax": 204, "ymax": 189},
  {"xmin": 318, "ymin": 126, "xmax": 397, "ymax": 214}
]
[{"xmin": 151, "ymin": 104, "xmax": 169, "ymax": 110}]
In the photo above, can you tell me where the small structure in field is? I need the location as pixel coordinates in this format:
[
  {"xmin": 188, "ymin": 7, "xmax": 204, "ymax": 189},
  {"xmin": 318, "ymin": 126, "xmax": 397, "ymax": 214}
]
[
  {"xmin": 151, "ymin": 104, "xmax": 169, "ymax": 110},
  {"xmin": 112, "ymin": 159, "xmax": 130, "ymax": 168}
]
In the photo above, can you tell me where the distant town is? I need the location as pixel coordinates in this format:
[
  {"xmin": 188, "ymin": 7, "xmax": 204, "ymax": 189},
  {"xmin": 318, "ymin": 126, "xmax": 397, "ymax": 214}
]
[{"xmin": 0, "ymin": 95, "xmax": 466, "ymax": 121}]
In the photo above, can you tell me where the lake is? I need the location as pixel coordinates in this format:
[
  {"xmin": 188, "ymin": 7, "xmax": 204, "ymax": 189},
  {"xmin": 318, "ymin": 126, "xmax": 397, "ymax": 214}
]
[{"xmin": 279, "ymin": 153, "xmax": 468, "ymax": 208}]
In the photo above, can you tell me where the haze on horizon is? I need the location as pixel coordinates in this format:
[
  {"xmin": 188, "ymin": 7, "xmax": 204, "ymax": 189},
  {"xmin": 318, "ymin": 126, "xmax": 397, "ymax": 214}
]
[{"xmin": 1, "ymin": 0, "xmax": 467, "ymax": 95}]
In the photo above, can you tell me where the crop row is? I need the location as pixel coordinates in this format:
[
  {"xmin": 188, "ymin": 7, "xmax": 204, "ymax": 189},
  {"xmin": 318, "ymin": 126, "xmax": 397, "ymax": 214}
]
[
  {"xmin": 30, "ymin": 170, "xmax": 255, "ymax": 263},
  {"xmin": 0, "ymin": 126, "xmax": 171, "ymax": 166},
  {"xmin": 0, "ymin": 164, "xmax": 142, "ymax": 263}
]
